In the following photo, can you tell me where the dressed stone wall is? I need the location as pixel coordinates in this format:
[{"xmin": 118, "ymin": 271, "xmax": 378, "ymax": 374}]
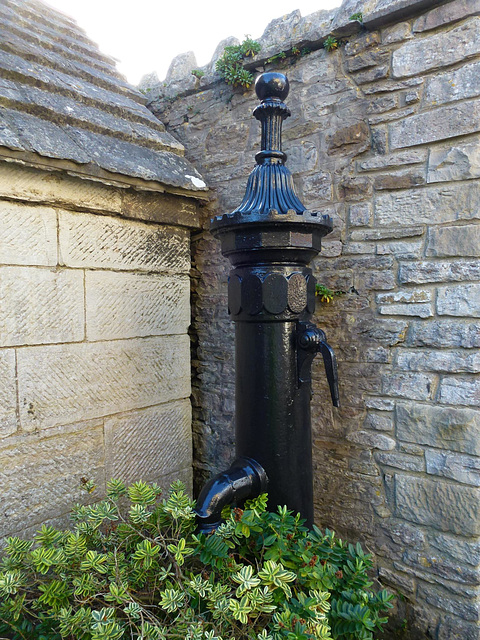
[
  {"xmin": 146, "ymin": 0, "xmax": 480, "ymax": 637},
  {"xmin": 0, "ymin": 162, "xmax": 199, "ymax": 542}
]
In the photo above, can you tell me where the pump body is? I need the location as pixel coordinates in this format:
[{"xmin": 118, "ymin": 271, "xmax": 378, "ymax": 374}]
[{"xmin": 195, "ymin": 72, "xmax": 339, "ymax": 529}]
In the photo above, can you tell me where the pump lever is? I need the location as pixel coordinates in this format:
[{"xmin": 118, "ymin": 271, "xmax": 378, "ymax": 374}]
[{"xmin": 297, "ymin": 322, "xmax": 340, "ymax": 407}]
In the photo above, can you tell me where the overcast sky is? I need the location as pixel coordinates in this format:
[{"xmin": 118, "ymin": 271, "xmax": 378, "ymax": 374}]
[{"xmin": 45, "ymin": 0, "xmax": 342, "ymax": 85}]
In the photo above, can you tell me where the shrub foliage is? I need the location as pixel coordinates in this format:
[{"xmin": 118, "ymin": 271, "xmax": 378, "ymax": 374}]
[{"xmin": 0, "ymin": 480, "xmax": 393, "ymax": 640}]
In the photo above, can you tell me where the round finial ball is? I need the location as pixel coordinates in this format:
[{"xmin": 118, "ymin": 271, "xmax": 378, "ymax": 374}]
[{"xmin": 255, "ymin": 72, "xmax": 289, "ymax": 102}]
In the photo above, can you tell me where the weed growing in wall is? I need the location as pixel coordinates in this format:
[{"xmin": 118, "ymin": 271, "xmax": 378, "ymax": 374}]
[
  {"xmin": 315, "ymin": 284, "xmax": 346, "ymax": 304},
  {"xmin": 216, "ymin": 37, "xmax": 261, "ymax": 88},
  {"xmin": 0, "ymin": 480, "xmax": 393, "ymax": 640},
  {"xmin": 322, "ymin": 36, "xmax": 340, "ymax": 52}
]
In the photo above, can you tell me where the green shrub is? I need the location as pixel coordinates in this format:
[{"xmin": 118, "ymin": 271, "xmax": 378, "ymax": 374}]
[{"xmin": 0, "ymin": 480, "xmax": 393, "ymax": 640}]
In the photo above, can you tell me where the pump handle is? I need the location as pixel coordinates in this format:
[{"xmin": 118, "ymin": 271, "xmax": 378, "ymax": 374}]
[{"xmin": 297, "ymin": 322, "xmax": 340, "ymax": 407}]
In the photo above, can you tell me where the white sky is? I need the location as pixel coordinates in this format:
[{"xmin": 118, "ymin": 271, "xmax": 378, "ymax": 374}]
[{"xmin": 44, "ymin": 0, "xmax": 342, "ymax": 85}]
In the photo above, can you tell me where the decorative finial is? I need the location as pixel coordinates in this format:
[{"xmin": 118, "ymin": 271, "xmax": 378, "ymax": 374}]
[{"xmin": 255, "ymin": 72, "xmax": 290, "ymax": 102}]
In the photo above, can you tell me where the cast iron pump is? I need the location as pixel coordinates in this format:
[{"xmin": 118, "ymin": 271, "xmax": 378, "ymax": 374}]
[{"xmin": 195, "ymin": 72, "xmax": 339, "ymax": 532}]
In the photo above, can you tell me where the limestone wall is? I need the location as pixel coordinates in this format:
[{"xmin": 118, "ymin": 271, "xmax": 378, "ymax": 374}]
[
  {"xmin": 0, "ymin": 163, "xmax": 198, "ymax": 541},
  {"xmin": 147, "ymin": 0, "xmax": 480, "ymax": 637}
]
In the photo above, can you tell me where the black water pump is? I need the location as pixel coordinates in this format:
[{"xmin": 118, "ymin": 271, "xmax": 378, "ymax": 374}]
[{"xmin": 195, "ymin": 72, "xmax": 339, "ymax": 531}]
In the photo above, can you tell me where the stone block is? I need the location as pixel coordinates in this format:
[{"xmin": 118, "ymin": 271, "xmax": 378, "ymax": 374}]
[
  {"xmin": 364, "ymin": 412, "xmax": 394, "ymax": 431},
  {"xmin": 350, "ymin": 226, "xmax": 424, "ymax": 241},
  {"xmin": 371, "ymin": 125, "xmax": 387, "ymax": 154},
  {"xmin": 389, "ymin": 521, "xmax": 426, "ymax": 549},
  {"xmin": 374, "ymin": 172, "xmax": 425, "ymax": 191},
  {"xmin": 105, "ymin": 400, "xmax": 192, "ymax": 485},
  {"xmin": 417, "ymin": 583, "xmax": 480, "ymax": 621},
  {"xmin": 365, "ymin": 397, "xmax": 395, "ymax": 411},
  {"xmin": 426, "ymin": 450, "xmax": 480, "ymax": 487},
  {"xmin": 390, "ymin": 99, "xmax": 480, "ymax": 149},
  {"xmin": 355, "ymin": 317, "xmax": 408, "ymax": 346},
  {"xmin": 404, "ymin": 91, "xmax": 420, "ymax": 105},
  {"xmin": 392, "ymin": 18, "xmax": 480, "ymax": 78},
  {"xmin": 395, "ymin": 474, "xmax": 480, "ymax": 535},
  {"xmin": 287, "ymin": 141, "xmax": 318, "ymax": 174},
  {"xmin": 377, "ymin": 289, "xmax": 431, "ymax": 304},
  {"xmin": 356, "ymin": 269, "xmax": 395, "ymax": 290},
  {"xmin": 397, "ymin": 349, "xmax": 480, "ymax": 373},
  {"xmin": 0, "ymin": 349, "xmax": 16, "ymax": 438},
  {"xmin": 0, "ymin": 421, "xmax": 105, "ymax": 537},
  {"xmin": 398, "ymin": 442, "xmax": 424, "ymax": 456},
  {"xmin": 396, "ymin": 349, "xmax": 480, "ymax": 373},
  {"xmin": 86, "ymin": 272, "xmax": 190, "ymax": 340},
  {"xmin": 381, "ymin": 21, "xmax": 412, "ymax": 44},
  {"xmin": 320, "ymin": 241, "xmax": 343, "ymax": 257},
  {"xmin": 439, "ymin": 377, "xmax": 480, "ymax": 407},
  {"xmin": 17, "ymin": 336, "xmax": 190, "ymax": 431},
  {"xmin": 382, "ymin": 372, "xmax": 435, "ymax": 400},
  {"xmin": 437, "ymin": 615, "xmax": 480, "ymax": 640},
  {"xmin": 0, "ymin": 267, "xmax": 84, "ymax": 346},
  {"xmin": 327, "ymin": 122, "xmax": 371, "ymax": 156},
  {"xmin": 346, "ymin": 50, "xmax": 389, "ymax": 73},
  {"xmin": 301, "ymin": 171, "xmax": 333, "ymax": 204},
  {"xmin": 426, "ymin": 224, "xmax": 480, "ymax": 257},
  {"xmin": 353, "ymin": 65, "xmax": 390, "ymax": 85},
  {"xmin": 362, "ymin": 77, "xmax": 423, "ymax": 96},
  {"xmin": 397, "ymin": 402, "xmax": 480, "ymax": 455},
  {"xmin": 378, "ymin": 303, "xmax": 433, "ymax": 318},
  {"xmin": 369, "ymin": 106, "xmax": 415, "ymax": 126},
  {"xmin": 375, "ymin": 183, "xmax": 474, "ymax": 226},
  {"xmin": 428, "ymin": 142, "xmax": 480, "ymax": 183},
  {"xmin": 378, "ymin": 565, "xmax": 415, "ymax": 593},
  {"xmin": 430, "ymin": 532, "xmax": 480, "ymax": 567},
  {"xmin": 344, "ymin": 31, "xmax": 381, "ymax": 56},
  {"xmin": 407, "ymin": 320, "xmax": 480, "ymax": 348},
  {"xmin": 0, "ymin": 200, "xmax": 57, "ymax": 266},
  {"xmin": 425, "ymin": 60, "xmax": 480, "ymax": 106},
  {"xmin": 0, "ymin": 165, "xmax": 123, "ymax": 216},
  {"xmin": 437, "ymin": 283, "xmax": 480, "ymax": 317},
  {"xmin": 343, "ymin": 242, "xmax": 376, "ymax": 255},
  {"xmin": 358, "ymin": 149, "xmax": 426, "ymax": 172},
  {"xmin": 367, "ymin": 95, "xmax": 398, "ymax": 115},
  {"xmin": 414, "ymin": 0, "xmax": 480, "ymax": 32},
  {"xmin": 375, "ymin": 451, "xmax": 425, "ymax": 472},
  {"xmin": 400, "ymin": 550, "xmax": 480, "ymax": 589},
  {"xmin": 346, "ymin": 430, "xmax": 396, "ymax": 450},
  {"xmin": 400, "ymin": 260, "xmax": 480, "ymax": 284},
  {"xmin": 59, "ymin": 210, "xmax": 190, "ymax": 273},
  {"xmin": 349, "ymin": 202, "xmax": 372, "ymax": 226}
]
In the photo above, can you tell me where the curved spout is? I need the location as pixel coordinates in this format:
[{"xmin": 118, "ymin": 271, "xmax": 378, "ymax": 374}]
[{"xmin": 195, "ymin": 457, "xmax": 268, "ymax": 533}]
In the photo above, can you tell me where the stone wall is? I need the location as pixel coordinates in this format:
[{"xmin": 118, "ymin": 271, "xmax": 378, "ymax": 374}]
[
  {"xmin": 147, "ymin": 0, "xmax": 480, "ymax": 637},
  {"xmin": 0, "ymin": 162, "xmax": 199, "ymax": 541}
]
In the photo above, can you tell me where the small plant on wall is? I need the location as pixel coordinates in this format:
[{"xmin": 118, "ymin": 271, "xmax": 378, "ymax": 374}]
[
  {"xmin": 316, "ymin": 284, "xmax": 346, "ymax": 303},
  {"xmin": 322, "ymin": 36, "xmax": 340, "ymax": 52},
  {"xmin": 0, "ymin": 480, "xmax": 393, "ymax": 640},
  {"xmin": 216, "ymin": 36, "xmax": 261, "ymax": 88}
]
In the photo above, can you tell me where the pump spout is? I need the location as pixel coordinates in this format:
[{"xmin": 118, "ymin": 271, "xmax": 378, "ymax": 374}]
[{"xmin": 194, "ymin": 457, "xmax": 268, "ymax": 533}]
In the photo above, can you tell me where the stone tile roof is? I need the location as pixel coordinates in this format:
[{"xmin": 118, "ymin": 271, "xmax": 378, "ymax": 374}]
[{"xmin": 0, "ymin": 0, "xmax": 207, "ymax": 194}]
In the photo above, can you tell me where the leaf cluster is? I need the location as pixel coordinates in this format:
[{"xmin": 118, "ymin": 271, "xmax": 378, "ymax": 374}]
[
  {"xmin": 323, "ymin": 36, "xmax": 340, "ymax": 52},
  {"xmin": 215, "ymin": 36, "xmax": 261, "ymax": 88},
  {"xmin": 0, "ymin": 481, "xmax": 393, "ymax": 640},
  {"xmin": 315, "ymin": 284, "xmax": 346, "ymax": 304},
  {"xmin": 349, "ymin": 13, "xmax": 363, "ymax": 23}
]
